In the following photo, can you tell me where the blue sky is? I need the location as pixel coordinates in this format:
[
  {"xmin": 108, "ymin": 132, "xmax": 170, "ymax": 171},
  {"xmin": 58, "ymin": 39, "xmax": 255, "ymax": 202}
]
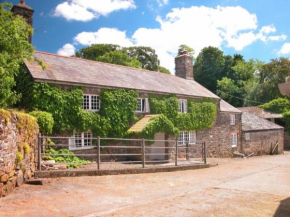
[{"xmin": 6, "ymin": 0, "xmax": 290, "ymax": 73}]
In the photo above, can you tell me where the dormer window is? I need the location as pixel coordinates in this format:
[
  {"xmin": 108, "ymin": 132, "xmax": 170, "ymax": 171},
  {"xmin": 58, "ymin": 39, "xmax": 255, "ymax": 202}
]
[
  {"xmin": 178, "ymin": 99, "xmax": 187, "ymax": 113},
  {"xmin": 82, "ymin": 94, "xmax": 100, "ymax": 111},
  {"xmin": 136, "ymin": 98, "xmax": 150, "ymax": 113}
]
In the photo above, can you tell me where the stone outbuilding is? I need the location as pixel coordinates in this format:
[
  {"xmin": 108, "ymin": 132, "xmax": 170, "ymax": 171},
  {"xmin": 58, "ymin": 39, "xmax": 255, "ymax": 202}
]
[{"xmin": 241, "ymin": 112, "xmax": 284, "ymax": 155}]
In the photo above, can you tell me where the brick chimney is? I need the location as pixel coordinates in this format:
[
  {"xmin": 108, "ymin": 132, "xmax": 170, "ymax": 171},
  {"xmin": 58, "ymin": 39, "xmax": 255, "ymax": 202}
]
[
  {"xmin": 11, "ymin": 0, "xmax": 34, "ymax": 43},
  {"xmin": 175, "ymin": 50, "xmax": 193, "ymax": 80}
]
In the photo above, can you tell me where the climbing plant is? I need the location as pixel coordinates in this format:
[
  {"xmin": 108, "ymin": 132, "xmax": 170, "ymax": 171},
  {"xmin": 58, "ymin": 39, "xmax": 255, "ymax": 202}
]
[
  {"xmin": 138, "ymin": 115, "xmax": 179, "ymax": 140},
  {"xmin": 149, "ymin": 94, "xmax": 217, "ymax": 132}
]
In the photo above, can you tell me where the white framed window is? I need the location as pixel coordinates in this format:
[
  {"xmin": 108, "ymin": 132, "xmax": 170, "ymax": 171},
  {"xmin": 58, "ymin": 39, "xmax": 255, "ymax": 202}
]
[
  {"xmin": 178, "ymin": 131, "xmax": 196, "ymax": 145},
  {"xmin": 231, "ymin": 133, "xmax": 238, "ymax": 147},
  {"xmin": 136, "ymin": 98, "xmax": 149, "ymax": 113},
  {"xmin": 230, "ymin": 114, "xmax": 235, "ymax": 125},
  {"xmin": 82, "ymin": 94, "xmax": 100, "ymax": 111},
  {"xmin": 69, "ymin": 131, "xmax": 93, "ymax": 150},
  {"xmin": 245, "ymin": 133, "xmax": 251, "ymax": 140},
  {"xmin": 178, "ymin": 99, "xmax": 187, "ymax": 113}
]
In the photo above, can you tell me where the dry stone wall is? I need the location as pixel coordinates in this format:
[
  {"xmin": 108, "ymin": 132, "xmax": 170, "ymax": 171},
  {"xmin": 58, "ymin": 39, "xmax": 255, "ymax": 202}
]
[{"xmin": 0, "ymin": 109, "xmax": 39, "ymax": 197}]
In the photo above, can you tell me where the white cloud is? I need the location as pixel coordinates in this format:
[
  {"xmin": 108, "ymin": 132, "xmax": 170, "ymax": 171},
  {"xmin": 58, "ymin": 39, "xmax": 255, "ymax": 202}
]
[
  {"xmin": 74, "ymin": 28, "xmax": 134, "ymax": 47},
  {"xmin": 278, "ymin": 43, "xmax": 290, "ymax": 55},
  {"xmin": 54, "ymin": 0, "xmax": 136, "ymax": 22},
  {"xmin": 57, "ymin": 43, "xmax": 76, "ymax": 56},
  {"xmin": 269, "ymin": 34, "xmax": 287, "ymax": 41},
  {"xmin": 67, "ymin": 5, "xmax": 287, "ymax": 73},
  {"xmin": 156, "ymin": 0, "xmax": 169, "ymax": 7}
]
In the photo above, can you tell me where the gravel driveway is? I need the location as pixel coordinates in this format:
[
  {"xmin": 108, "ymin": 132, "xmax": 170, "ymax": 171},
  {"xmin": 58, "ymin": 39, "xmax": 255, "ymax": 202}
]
[{"xmin": 1, "ymin": 152, "xmax": 290, "ymax": 217}]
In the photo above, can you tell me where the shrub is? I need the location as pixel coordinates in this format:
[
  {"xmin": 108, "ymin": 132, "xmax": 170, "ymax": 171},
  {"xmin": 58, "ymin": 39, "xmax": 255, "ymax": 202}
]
[{"xmin": 29, "ymin": 111, "xmax": 54, "ymax": 134}]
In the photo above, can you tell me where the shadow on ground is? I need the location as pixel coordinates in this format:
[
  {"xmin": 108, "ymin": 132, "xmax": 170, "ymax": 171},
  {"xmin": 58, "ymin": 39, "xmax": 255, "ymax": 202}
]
[{"xmin": 274, "ymin": 197, "xmax": 290, "ymax": 217}]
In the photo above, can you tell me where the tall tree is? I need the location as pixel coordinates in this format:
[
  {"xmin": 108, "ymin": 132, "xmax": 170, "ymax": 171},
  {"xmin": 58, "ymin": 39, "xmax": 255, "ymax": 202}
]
[
  {"xmin": 123, "ymin": 46, "xmax": 160, "ymax": 71},
  {"xmin": 96, "ymin": 50, "xmax": 141, "ymax": 68},
  {"xmin": 256, "ymin": 58, "xmax": 290, "ymax": 103},
  {"xmin": 193, "ymin": 47, "xmax": 225, "ymax": 93},
  {"xmin": 74, "ymin": 44, "xmax": 121, "ymax": 60},
  {"xmin": 0, "ymin": 3, "xmax": 34, "ymax": 108}
]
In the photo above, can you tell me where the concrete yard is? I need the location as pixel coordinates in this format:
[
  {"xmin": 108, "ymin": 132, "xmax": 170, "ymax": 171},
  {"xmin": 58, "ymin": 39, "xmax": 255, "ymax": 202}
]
[{"xmin": 1, "ymin": 152, "xmax": 290, "ymax": 217}]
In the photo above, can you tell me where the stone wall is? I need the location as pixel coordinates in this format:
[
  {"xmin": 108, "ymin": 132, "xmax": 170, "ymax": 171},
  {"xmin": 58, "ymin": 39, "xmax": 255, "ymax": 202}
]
[
  {"xmin": 241, "ymin": 130, "xmax": 284, "ymax": 155},
  {"xmin": 197, "ymin": 112, "xmax": 242, "ymax": 157},
  {"xmin": 0, "ymin": 109, "xmax": 39, "ymax": 197}
]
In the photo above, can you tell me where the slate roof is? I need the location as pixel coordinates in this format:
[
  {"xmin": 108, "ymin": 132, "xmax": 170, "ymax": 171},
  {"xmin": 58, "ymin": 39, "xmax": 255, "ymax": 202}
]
[
  {"xmin": 26, "ymin": 51, "xmax": 220, "ymax": 99},
  {"xmin": 242, "ymin": 112, "xmax": 283, "ymax": 132},
  {"xmin": 220, "ymin": 100, "xmax": 242, "ymax": 113},
  {"xmin": 238, "ymin": 107, "xmax": 282, "ymax": 119}
]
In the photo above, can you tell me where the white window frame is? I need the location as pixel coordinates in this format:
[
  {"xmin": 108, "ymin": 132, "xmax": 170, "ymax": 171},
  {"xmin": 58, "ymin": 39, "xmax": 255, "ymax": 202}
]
[
  {"xmin": 82, "ymin": 94, "xmax": 100, "ymax": 111},
  {"xmin": 69, "ymin": 131, "xmax": 93, "ymax": 150},
  {"xmin": 230, "ymin": 114, "xmax": 235, "ymax": 125},
  {"xmin": 136, "ymin": 98, "xmax": 149, "ymax": 113},
  {"xmin": 178, "ymin": 99, "xmax": 188, "ymax": 113},
  {"xmin": 178, "ymin": 131, "xmax": 196, "ymax": 145},
  {"xmin": 245, "ymin": 133, "xmax": 251, "ymax": 140},
  {"xmin": 231, "ymin": 133, "xmax": 238, "ymax": 147}
]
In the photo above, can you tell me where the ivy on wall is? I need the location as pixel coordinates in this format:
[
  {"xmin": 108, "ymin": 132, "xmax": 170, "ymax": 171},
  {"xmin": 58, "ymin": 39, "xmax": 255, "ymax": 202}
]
[
  {"xmin": 149, "ymin": 94, "xmax": 217, "ymax": 132},
  {"xmin": 138, "ymin": 115, "xmax": 179, "ymax": 140},
  {"xmin": 17, "ymin": 68, "xmax": 217, "ymax": 139}
]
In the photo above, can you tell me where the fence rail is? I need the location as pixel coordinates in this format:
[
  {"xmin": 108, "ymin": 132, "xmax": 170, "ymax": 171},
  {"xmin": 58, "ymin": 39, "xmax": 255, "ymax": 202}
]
[{"xmin": 37, "ymin": 134, "xmax": 207, "ymax": 171}]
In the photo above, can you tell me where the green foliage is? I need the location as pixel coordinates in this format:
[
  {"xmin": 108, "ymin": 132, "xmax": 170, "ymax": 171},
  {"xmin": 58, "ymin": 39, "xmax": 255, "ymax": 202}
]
[
  {"xmin": 124, "ymin": 46, "xmax": 160, "ymax": 71},
  {"xmin": 139, "ymin": 115, "xmax": 179, "ymax": 140},
  {"xmin": 16, "ymin": 152, "xmax": 23, "ymax": 163},
  {"xmin": 99, "ymin": 89, "xmax": 138, "ymax": 138},
  {"xmin": 74, "ymin": 44, "xmax": 161, "ymax": 72},
  {"xmin": 0, "ymin": 109, "xmax": 10, "ymax": 124},
  {"xmin": 0, "ymin": 3, "xmax": 34, "ymax": 108},
  {"xmin": 149, "ymin": 94, "xmax": 179, "ymax": 124},
  {"xmin": 256, "ymin": 58, "xmax": 290, "ymax": 103},
  {"xmin": 43, "ymin": 147, "xmax": 90, "ymax": 169},
  {"xmin": 260, "ymin": 98, "xmax": 290, "ymax": 134},
  {"xmin": 259, "ymin": 98, "xmax": 290, "ymax": 114},
  {"xmin": 29, "ymin": 111, "xmax": 54, "ymax": 135},
  {"xmin": 12, "ymin": 111, "xmax": 38, "ymax": 137},
  {"xmin": 194, "ymin": 46, "xmax": 225, "ymax": 93},
  {"xmin": 158, "ymin": 66, "xmax": 171, "ymax": 74},
  {"xmin": 23, "ymin": 143, "xmax": 30, "ymax": 155},
  {"xmin": 74, "ymin": 44, "xmax": 120, "ymax": 60},
  {"xmin": 149, "ymin": 94, "xmax": 217, "ymax": 133},
  {"xmin": 178, "ymin": 44, "xmax": 195, "ymax": 59},
  {"xmin": 97, "ymin": 50, "xmax": 141, "ymax": 68}
]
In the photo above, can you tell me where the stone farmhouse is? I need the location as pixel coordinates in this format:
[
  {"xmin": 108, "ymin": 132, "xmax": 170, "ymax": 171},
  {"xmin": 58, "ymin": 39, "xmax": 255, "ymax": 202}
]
[{"xmin": 12, "ymin": 0, "xmax": 284, "ymax": 158}]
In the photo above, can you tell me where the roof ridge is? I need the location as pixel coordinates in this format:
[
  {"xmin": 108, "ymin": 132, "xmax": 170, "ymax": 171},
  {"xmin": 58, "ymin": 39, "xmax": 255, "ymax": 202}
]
[{"xmin": 34, "ymin": 51, "xmax": 177, "ymax": 78}]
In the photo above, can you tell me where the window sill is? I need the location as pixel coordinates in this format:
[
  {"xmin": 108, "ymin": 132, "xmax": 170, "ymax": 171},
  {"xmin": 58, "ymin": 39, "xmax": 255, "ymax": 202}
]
[{"xmin": 231, "ymin": 145, "xmax": 238, "ymax": 148}]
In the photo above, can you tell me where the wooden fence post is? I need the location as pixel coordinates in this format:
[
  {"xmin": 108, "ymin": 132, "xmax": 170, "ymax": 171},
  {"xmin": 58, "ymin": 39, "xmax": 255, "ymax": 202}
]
[
  {"xmin": 203, "ymin": 142, "xmax": 207, "ymax": 164},
  {"xmin": 142, "ymin": 138, "xmax": 145, "ymax": 168},
  {"xmin": 38, "ymin": 133, "xmax": 41, "ymax": 171},
  {"xmin": 175, "ymin": 138, "xmax": 178, "ymax": 166},
  {"xmin": 97, "ymin": 137, "xmax": 100, "ymax": 170}
]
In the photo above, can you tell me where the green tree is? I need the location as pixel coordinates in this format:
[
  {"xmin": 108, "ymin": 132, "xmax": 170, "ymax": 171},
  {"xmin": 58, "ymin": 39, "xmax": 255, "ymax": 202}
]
[
  {"xmin": 74, "ymin": 44, "xmax": 120, "ymax": 60},
  {"xmin": 158, "ymin": 66, "xmax": 171, "ymax": 74},
  {"xmin": 178, "ymin": 44, "xmax": 195, "ymax": 58},
  {"xmin": 193, "ymin": 46, "xmax": 225, "ymax": 93},
  {"xmin": 96, "ymin": 50, "xmax": 141, "ymax": 68},
  {"xmin": 256, "ymin": 58, "xmax": 290, "ymax": 103},
  {"xmin": 123, "ymin": 46, "xmax": 160, "ymax": 71},
  {"xmin": 0, "ymin": 3, "xmax": 34, "ymax": 108}
]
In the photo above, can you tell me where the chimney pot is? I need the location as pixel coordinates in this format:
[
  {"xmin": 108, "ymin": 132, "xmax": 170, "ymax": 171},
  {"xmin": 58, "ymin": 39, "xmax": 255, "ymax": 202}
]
[{"xmin": 20, "ymin": 0, "xmax": 25, "ymax": 5}]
